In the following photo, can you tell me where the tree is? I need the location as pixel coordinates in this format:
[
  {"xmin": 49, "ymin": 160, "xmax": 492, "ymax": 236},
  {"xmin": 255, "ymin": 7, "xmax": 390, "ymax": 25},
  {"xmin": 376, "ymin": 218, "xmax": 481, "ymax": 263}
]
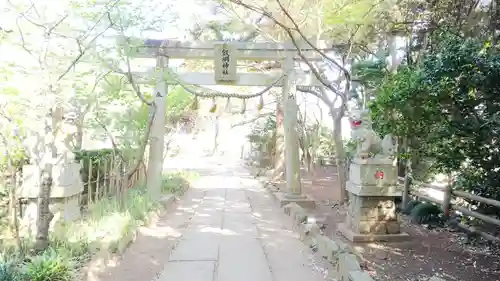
[
  {"xmin": 226, "ymin": 0, "xmax": 399, "ymax": 203},
  {"xmin": 2, "ymin": 0, "xmax": 122, "ymax": 251},
  {"xmin": 370, "ymin": 32, "xmax": 500, "ymax": 212},
  {"xmin": 1, "ymin": 0, "xmax": 179, "ymax": 251}
]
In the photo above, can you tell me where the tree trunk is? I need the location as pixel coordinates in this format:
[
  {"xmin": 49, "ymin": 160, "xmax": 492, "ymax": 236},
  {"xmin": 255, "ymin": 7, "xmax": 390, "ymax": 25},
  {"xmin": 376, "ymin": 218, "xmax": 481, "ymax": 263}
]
[
  {"xmin": 331, "ymin": 108, "xmax": 347, "ymax": 204},
  {"xmin": 7, "ymin": 161, "xmax": 22, "ymax": 255},
  {"xmin": 402, "ymin": 137, "xmax": 412, "ymax": 209},
  {"xmin": 75, "ymin": 119, "xmax": 84, "ymax": 151},
  {"xmin": 34, "ymin": 163, "xmax": 54, "ymax": 251},
  {"xmin": 212, "ymin": 116, "xmax": 220, "ymax": 155},
  {"xmin": 273, "ymin": 101, "xmax": 285, "ymax": 181},
  {"xmin": 34, "ymin": 108, "xmax": 59, "ymax": 252}
]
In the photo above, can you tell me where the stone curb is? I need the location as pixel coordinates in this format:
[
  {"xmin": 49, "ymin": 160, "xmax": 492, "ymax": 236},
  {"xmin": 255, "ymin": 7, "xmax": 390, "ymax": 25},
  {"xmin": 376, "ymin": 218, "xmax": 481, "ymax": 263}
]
[
  {"xmin": 282, "ymin": 202, "xmax": 374, "ymax": 281},
  {"xmin": 257, "ymin": 173, "xmax": 372, "ymax": 280},
  {"xmin": 256, "ymin": 168, "xmax": 445, "ymax": 281},
  {"xmin": 80, "ymin": 187, "xmax": 187, "ymax": 281}
]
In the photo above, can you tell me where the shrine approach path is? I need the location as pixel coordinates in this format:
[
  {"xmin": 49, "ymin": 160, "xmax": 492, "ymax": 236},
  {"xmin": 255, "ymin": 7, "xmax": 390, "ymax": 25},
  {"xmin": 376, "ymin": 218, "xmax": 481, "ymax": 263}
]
[{"xmin": 88, "ymin": 157, "xmax": 337, "ymax": 281}]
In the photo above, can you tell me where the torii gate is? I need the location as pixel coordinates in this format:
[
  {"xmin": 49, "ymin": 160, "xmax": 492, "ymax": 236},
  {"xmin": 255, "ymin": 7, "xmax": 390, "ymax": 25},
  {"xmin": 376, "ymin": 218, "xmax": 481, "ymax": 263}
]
[{"xmin": 118, "ymin": 37, "xmax": 329, "ymax": 206}]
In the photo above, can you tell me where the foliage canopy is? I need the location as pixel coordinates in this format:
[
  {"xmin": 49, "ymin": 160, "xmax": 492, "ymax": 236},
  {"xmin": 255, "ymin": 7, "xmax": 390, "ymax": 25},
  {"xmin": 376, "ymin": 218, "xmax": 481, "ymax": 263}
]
[{"xmin": 370, "ymin": 33, "xmax": 500, "ymax": 207}]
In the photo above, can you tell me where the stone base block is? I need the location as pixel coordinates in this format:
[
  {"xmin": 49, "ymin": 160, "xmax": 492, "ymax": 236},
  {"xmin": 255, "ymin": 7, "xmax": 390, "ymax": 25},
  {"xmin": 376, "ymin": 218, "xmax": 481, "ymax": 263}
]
[
  {"xmin": 19, "ymin": 163, "xmax": 84, "ymax": 198},
  {"xmin": 349, "ymin": 271, "xmax": 375, "ymax": 281},
  {"xmin": 347, "ymin": 219, "xmax": 401, "ymax": 234},
  {"xmin": 346, "ymin": 181, "xmax": 402, "ymax": 197},
  {"xmin": 349, "ymin": 158, "xmax": 397, "ymax": 187},
  {"xmin": 21, "ymin": 195, "xmax": 81, "ymax": 235},
  {"xmin": 338, "ymin": 223, "xmax": 409, "ymax": 243},
  {"xmin": 337, "ymin": 253, "xmax": 361, "ymax": 280},
  {"xmin": 273, "ymin": 192, "xmax": 316, "ymax": 209}
]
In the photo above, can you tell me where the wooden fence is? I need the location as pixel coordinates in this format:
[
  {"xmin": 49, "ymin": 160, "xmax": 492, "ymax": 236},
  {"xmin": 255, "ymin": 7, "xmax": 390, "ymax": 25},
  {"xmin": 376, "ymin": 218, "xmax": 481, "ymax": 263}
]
[
  {"xmin": 80, "ymin": 150, "xmax": 147, "ymax": 205},
  {"xmin": 0, "ymin": 149, "xmax": 148, "ymax": 223},
  {"xmin": 400, "ymin": 177, "xmax": 500, "ymax": 242}
]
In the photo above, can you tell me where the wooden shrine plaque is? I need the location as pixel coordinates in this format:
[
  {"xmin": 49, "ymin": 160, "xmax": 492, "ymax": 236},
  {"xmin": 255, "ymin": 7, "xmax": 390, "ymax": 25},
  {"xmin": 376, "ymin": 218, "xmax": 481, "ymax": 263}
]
[{"xmin": 214, "ymin": 43, "xmax": 237, "ymax": 83}]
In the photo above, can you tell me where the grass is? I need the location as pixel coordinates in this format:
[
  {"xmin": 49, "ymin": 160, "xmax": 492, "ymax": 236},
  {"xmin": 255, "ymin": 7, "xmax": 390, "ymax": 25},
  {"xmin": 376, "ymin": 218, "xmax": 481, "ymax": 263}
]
[
  {"xmin": 162, "ymin": 171, "xmax": 198, "ymax": 194},
  {"xmin": 0, "ymin": 171, "xmax": 196, "ymax": 281},
  {"xmin": 53, "ymin": 171, "xmax": 196, "ymax": 253}
]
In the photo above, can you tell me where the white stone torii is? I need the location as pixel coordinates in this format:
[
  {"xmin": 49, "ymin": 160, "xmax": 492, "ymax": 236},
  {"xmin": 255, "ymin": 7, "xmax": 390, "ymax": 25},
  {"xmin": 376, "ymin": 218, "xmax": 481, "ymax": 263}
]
[{"xmin": 120, "ymin": 36, "xmax": 330, "ymax": 204}]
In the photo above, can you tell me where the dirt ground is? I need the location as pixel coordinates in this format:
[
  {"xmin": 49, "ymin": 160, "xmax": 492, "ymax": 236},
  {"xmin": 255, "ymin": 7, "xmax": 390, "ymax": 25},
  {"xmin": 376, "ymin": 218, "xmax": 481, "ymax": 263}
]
[{"xmin": 297, "ymin": 166, "xmax": 500, "ymax": 281}]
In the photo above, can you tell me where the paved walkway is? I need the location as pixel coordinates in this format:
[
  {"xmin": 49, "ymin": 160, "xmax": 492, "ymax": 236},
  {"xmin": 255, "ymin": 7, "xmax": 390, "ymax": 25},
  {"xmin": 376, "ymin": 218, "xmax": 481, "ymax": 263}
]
[{"xmin": 93, "ymin": 159, "xmax": 335, "ymax": 281}]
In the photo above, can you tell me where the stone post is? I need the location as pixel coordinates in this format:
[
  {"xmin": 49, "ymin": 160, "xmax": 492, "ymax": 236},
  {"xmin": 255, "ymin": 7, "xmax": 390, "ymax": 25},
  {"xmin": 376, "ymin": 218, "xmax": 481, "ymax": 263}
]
[
  {"xmin": 19, "ymin": 109, "xmax": 85, "ymax": 235},
  {"xmin": 282, "ymin": 55, "xmax": 302, "ymax": 198},
  {"xmin": 338, "ymin": 109, "xmax": 408, "ymax": 242},
  {"xmin": 274, "ymin": 53, "xmax": 315, "ymax": 209},
  {"xmin": 19, "ymin": 153, "xmax": 83, "ymax": 234},
  {"xmin": 146, "ymin": 52, "xmax": 169, "ymax": 198}
]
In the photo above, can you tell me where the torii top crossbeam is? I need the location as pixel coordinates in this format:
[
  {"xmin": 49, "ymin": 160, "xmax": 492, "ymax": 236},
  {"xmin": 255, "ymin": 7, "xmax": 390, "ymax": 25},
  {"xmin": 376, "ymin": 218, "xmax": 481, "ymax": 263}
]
[{"xmin": 118, "ymin": 36, "xmax": 332, "ymax": 61}]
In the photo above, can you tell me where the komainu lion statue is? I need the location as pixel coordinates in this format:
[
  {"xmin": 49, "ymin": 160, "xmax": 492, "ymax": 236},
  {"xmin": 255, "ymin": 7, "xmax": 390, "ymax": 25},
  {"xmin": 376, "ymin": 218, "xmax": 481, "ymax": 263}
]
[{"xmin": 348, "ymin": 109, "xmax": 397, "ymax": 160}]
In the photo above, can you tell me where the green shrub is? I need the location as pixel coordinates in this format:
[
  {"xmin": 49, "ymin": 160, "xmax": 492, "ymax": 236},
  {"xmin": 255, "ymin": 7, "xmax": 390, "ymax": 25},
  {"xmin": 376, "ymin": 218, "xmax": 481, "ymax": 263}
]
[
  {"xmin": 21, "ymin": 248, "xmax": 74, "ymax": 281},
  {"xmin": 0, "ymin": 261, "xmax": 21, "ymax": 281},
  {"xmin": 49, "ymin": 238, "xmax": 89, "ymax": 264},
  {"xmin": 161, "ymin": 172, "xmax": 194, "ymax": 194},
  {"xmin": 410, "ymin": 202, "xmax": 443, "ymax": 225},
  {"xmin": 315, "ymin": 126, "xmax": 336, "ymax": 160},
  {"xmin": 73, "ymin": 148, "xmax": 117, "ymax": 163},
  {"xmin": 2, "ymin": 171, "xmax": 195, "ymax": 281},
  {"xmin": 126, "ymin": 188, "xmax": 158, "ymax": 222},
  {"xmin": 246, "ymin": 116, "xmax": 276, "ymax": 168},
  {"xmin": 53, "ymin": 171, "xmax": 195, "ymax": 256},
  {"xmin": 402, "ymin": 200, "xmax": 421, "ymax": 215},
  {"xmin": 74, "ymin": 149, "xmax": 120, "ymax": 206}
]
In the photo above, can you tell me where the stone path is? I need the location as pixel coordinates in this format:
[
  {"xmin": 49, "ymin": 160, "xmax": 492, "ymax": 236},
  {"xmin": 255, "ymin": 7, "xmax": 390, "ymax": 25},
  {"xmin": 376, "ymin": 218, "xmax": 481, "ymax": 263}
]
[{"xmin": 92, "ymin": 159, "xmax": 335, "ymax": 281}]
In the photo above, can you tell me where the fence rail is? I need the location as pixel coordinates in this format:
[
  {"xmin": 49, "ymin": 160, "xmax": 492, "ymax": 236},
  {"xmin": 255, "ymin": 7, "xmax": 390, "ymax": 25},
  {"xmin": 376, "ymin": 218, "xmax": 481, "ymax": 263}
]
[
  {"xmin": 0, "ymin": 149, "xmax": 147, "ymax": 226},
  {"xmin": 399, "ymin": 177, "xmax": 500, "ymax": 242},
  {"xmin": 81, "ymin": 150, "xmax": 146, "ymax": 205}
]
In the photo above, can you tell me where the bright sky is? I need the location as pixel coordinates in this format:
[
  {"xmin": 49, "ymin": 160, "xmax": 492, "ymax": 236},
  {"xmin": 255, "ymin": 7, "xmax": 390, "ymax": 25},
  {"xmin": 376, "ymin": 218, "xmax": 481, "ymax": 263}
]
[
  {"xmin": 132, "ymin": 0, "xmax": 351, "ymax": 137},
  {"xmin": 125, "ymin": 0, "xmax": 385, "ymax": 139}
]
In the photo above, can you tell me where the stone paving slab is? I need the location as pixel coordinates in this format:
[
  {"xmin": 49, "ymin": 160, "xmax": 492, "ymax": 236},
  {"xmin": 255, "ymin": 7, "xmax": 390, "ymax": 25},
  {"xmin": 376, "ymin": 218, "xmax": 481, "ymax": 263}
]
[
  {"xmin": 225, "ymin": 189, "xmax": 247, "ymax": 201},
  {"xmin": 217, "ymin": 237, "xmax": 273, "ymax": 281},
  {"xmin": 188, "ymin": 213, "xmax": 223, "ymax": 227},
  {"xmin": 156, "ymin": 261, "xmax": 216, "ymax": 281},
  {"xmin": 262, "ymin": 235, "xmax": 327, "ymax": 281},
  {"xmin": 154, "ymin": 162, "xmax": 335, "ymax": 281},
  {"xmin": 222, "ymin": 223, "xmax": 259, "ymax": 237},
  {"xmin": 224, "ymin": 203, "xmax": 252, "ymax": 213},
  {"xmin": 168, "ymin": 232, "xmax": 220, "ymax": 261}
]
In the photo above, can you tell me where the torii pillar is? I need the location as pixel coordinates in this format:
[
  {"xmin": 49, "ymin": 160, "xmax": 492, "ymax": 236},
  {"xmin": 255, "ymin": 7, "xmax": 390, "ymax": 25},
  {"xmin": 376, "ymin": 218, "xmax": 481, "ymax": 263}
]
[
  {"xmin": 119, "ymin": 37, "xmax": 328, "ymax": 208},
  {"xmin": 274, "ymin": 53, "xmax": 315, "ymax": 209}
]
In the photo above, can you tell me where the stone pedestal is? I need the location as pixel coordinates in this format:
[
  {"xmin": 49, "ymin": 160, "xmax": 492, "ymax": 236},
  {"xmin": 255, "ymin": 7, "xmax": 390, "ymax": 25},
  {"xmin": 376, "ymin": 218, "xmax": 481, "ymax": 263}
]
[
  {"xmin": 274, "ymin": 191, "xmax": 316, "ymax": 209},
  {"xmin": 339, "ymin": 158, "xmax": 409, "ymax": 242},
  {"xmin": 18, "ymin": 162, "xmax": 84, "ymax": 234}
]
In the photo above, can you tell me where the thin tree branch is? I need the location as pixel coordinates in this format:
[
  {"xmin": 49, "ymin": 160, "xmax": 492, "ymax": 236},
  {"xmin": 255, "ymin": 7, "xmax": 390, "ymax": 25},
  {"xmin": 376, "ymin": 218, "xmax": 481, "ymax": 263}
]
[
  {"xmin": 46, "ymin": 14, "xmax": 68, "ymax": 36},
  {"xmin": 79, "ymin": 0, "xmax": 121, "ymax": 42},
  {"xmin": 296, "ymin": 86, "xmax": 327, "ymax": 103},
  {"xmin": 57, "ymin": 22, "xmax": 113, "ymax": 82},
  {"xmin": 274, "ymin": 0, "xmax": 351, "ymax": 85},
  {"xmin": 109, "ymin": 5, "xmax": 156, "ymax": 181},
  {"xmin": 228, "ymin": 0, "xmax": 344, "ymax": 98},
  {"xmin": 15, "ymin": 17, "xmax": 37, "ymax": 61},
  {"xmin": 207, "ymin": 22, "xmax": 225, "ymax": 41},
  {"xmin": 95, "ymin": 117, "xmax": 126, "ymax": 164},
  {"xmin": 231, "ymin": 112, "xmax": 273, "ymax": 128}
]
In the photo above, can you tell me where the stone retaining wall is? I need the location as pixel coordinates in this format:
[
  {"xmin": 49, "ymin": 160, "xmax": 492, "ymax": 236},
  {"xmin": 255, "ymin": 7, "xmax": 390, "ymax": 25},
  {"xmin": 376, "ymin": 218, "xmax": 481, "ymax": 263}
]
[
  {"xmin": 280, "ymin": 202, "xmax": 447, "ymax": 281},
  {"xmin": 255, "ymin": 172, "xmax": 445, "ymax": 281},
  {"xmin": 282, "ymin": 202, "xmax": 373, "ymax": 281}
]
